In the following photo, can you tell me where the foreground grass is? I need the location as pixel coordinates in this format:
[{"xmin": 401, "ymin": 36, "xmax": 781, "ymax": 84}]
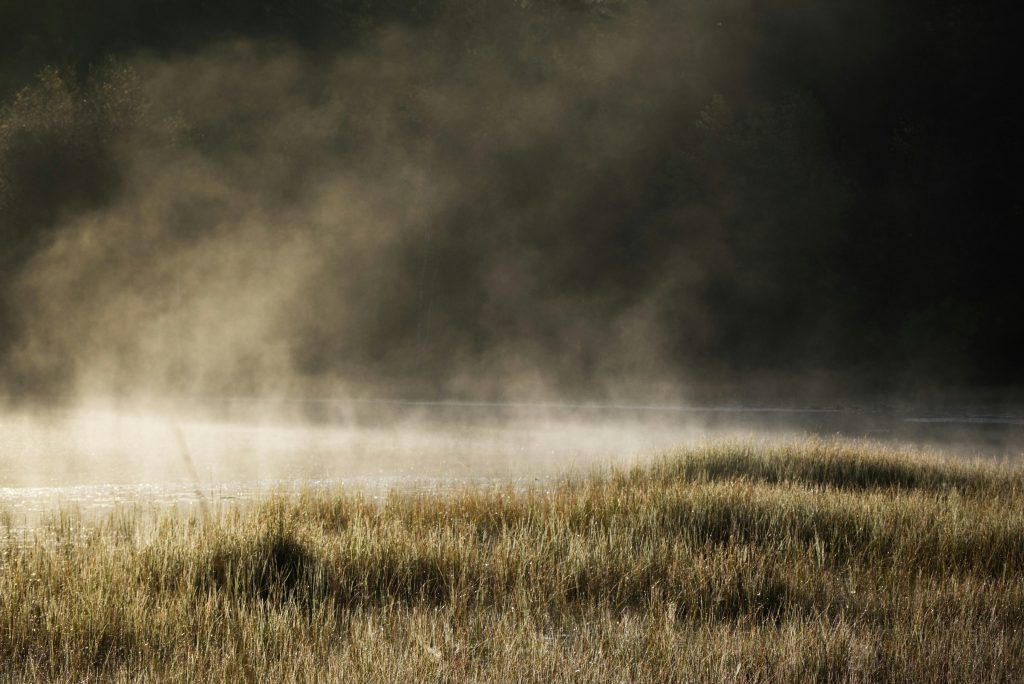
[{"xmin": 2, "ymin": 438, "xmax": 1023, "ymax": 682}]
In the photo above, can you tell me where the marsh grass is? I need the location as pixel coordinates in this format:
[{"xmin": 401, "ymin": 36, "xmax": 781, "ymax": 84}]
[{"xmin": 2, "ymin": 438, "xmax": 1023, "ymax": 681}]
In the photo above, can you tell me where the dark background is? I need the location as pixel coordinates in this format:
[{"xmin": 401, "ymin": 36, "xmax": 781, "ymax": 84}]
[{"xmin": 1, "ymin": 0, "xmax": 1022, "ymax": 406}]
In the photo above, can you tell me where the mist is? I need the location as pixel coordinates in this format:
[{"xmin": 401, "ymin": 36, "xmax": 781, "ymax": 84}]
[
  {"xmin": 0, "ymin": 0, "xmax": 1021, "ymax": 497},
  {"xmin": 1, "ymin": 12, "xmax": 699, "ymax": 404},
  {"xmin": 3, "ymin": 0, "xmax": 1020, "ymax": 411}
]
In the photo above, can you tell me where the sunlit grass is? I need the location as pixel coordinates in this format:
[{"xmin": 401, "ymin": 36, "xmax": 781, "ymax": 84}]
[{"xmin": 2, "ymin": 438, "xmax": 1023, "ymax": 682}]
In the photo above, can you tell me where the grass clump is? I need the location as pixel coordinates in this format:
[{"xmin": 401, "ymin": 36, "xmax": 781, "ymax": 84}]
[{"xmin": 1, "ymin": 437, "xmax": 1023, "ymax": 682}]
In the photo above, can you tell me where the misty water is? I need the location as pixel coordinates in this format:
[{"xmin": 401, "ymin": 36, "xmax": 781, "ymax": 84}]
[{"xmin": 2, "ymin": 401, "xmax": 1023, "ymax": 528}]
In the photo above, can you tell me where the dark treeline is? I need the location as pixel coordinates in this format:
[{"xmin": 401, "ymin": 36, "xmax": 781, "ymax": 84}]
[{"xmin": 1, "ymin": 0, "xmax": 1021, "ymax": 404}]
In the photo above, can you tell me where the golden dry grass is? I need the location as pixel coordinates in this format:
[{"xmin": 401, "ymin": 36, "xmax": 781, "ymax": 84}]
[{"xmin": 2, "ymin": 438, "xmax": 1023, "ymax": 682}]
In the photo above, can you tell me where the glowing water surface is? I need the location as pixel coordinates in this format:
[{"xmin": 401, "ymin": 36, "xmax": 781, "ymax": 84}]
[{"xmin": 2, "ymin": 402, "xmax": 1023, "ymax": 527}]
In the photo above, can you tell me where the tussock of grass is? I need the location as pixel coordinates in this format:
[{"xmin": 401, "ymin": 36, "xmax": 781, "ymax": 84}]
[
  {"xmin": 2, "ymin": 438, "xmax": 1023, "ymax": 682},
  {"xmin": 642, "ymin": 438, "xmax": 1022, "ymax": 493}
]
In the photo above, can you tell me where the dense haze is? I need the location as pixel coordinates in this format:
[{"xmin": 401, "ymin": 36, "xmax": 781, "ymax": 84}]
[{"xmin": 2, "ymin": 0, "xmax": 1022, "ymax": 407}]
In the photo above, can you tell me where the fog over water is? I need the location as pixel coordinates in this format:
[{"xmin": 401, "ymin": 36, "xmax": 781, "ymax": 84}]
[
  {"xmin": 4, "ymin": 1, "xmax": 1023, "ymax": 407},
  {"xmin": 2, "ymin": 401, "xmax": 1022, "ymax": 525},
  {"xmin": 2, "ymin": 1, "xmax": 1023, "ymax": 521}
]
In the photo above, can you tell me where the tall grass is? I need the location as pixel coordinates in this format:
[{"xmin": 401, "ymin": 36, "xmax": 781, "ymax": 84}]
[{"xmin": 2, "ymin": 438, "xmax": 1023, "ymax": 681}]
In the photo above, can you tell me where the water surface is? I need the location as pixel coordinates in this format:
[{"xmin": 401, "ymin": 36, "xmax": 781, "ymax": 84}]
[{"xmin": 2, "ymin": 401, "xmax": 1022, "ymax": 525}]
